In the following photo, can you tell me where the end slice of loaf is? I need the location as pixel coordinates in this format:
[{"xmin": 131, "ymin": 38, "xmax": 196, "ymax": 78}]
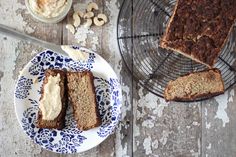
[
  {"xmin": 164, "ymin": 69, "xmax": 224, "ymax": 101},
  {"xmin": 67, "ymin": 71, "xmax": 101, "ymax": 130},
  {"xmin": 160, "ymin": 0, "xmax": 236, "ymax": 67},
  {"xmin": 37, "ymin": 69, "xmax": 67, "ymax": 129}
]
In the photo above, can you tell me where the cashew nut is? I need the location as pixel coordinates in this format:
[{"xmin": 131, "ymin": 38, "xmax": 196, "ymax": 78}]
[
  {"xmin": 73, "ymin": 12, "xmax": 81, "ymax": 27},
  {"xmin": 84, "ymin": 11, "xmax": 94, "ymax": 19},
  {"xmin": 76, "ymin": 10, "xmax": 84, "ymax": 18},
  {"xmin": 93, "ymin": 14, "xmax": 108, "ymax": 26},
  {"xmin": 93, "ymin": 17, "xmax": 104, "ymax": 26},
  {"xmin": 66, "ymin": 24, "xmax": 75, "ymax": 34},
  {"xmin": 97, "ymin": 13, "xmax": 108, "ymax": 23},
  {"xmin": 87, "ymin": 2, "xmax": 99, "ymax": 12},
  {"xmin": 84, "ymin": 18, "xmax": 93, "ymax": 28}
]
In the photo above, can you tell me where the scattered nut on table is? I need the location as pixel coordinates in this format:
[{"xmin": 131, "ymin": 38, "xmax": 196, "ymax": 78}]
[
  {"xmin": 84, "ymin": 18, "xmax": 93, "ymax": 28},
  {"xmin": 94, "ymin": 14, "xmax": 108, "ymax": 26},
  {"xmin": 93, "ymin": 17, "xmax": 105, "ymax": 26},
  {"xmin": 77, "ymin": 10, "xmax": 84, "ymax": 18},
  {"xmin": 84, "ymin": 11, "xmax": 95, "ymax": 19},
  {"xmin": 66, "ymin": 24, "xmax": 75, "ymax": 34},
  {"xmin": 68, "ymin": 2, "xmax": 108, "ymax": 31},
  {"xmin": 73, "ymin": 12, "xmax": 81, "ymax": 27},
  {"xmin": 98, "ymin": 13, "xmax": 108, "ymax": 23},
  {"xmin": 87, "ymin": 2, "xmax": 99, "ymax": 12}
]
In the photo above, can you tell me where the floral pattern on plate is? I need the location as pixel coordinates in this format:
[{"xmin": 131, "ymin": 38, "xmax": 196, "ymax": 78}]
[{"xmin": 14, "ymin": 46, "xmax": 122, "ymax": 153}]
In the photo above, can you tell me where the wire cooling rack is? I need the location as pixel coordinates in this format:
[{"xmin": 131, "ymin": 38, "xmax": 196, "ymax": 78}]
[{"xmin": 117, "ymin": 0, "xmax": 236, "ymax": 102}]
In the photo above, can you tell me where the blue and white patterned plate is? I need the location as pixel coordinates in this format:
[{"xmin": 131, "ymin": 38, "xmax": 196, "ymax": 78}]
[{"xmin": 14, "ymin": 46, "xmax": 122, "ymax": 153}]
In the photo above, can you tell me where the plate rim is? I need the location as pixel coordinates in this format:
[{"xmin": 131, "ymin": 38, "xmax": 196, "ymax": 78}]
[{"xmin": 13, "ymin": 46, "xmax": 122, "ymax": 153}]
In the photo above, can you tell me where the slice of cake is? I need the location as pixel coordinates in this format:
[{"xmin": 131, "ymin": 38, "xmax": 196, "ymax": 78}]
[
  {"xmin": 37, "ymin": 69, "xmax": 67, "ymax": 129},
  {"xmin": 160, "ymin": 0, "xmax": 236, "ymax": 67},
  {"xmin": 164, "ymin": 69, "xmax": 224, "ymax": 101},
  {"xmin": 66, "ymin": 71, "xmax": 101, "ymax": 130}
]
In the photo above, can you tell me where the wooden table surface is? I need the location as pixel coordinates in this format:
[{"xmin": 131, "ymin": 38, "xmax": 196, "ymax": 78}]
[{"xmin": 1, "ymin": 0, "xmax": 236, "ymax": 157}]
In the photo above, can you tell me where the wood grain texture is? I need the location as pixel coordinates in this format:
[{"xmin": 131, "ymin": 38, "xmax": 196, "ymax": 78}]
[
  {"xmin": 1, "ymin": 0, "xmax": 236, "ymax": 157},
  {"xmin": 201, "ymin": 89, "xmax": 236, "ymax": 157},
  {"xmin": 0, "ymin": 0, "xmax": 129, "ymax": 156},
  {"xmin": 64, "ymin": 1, "xmax": 118, "ymax": 156},
  {"xmin": 133, "ymin": 84, "xmax": 201, "ymax": 157}
]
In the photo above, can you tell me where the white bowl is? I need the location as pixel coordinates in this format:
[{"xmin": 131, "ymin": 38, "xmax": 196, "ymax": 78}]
[{"xmin": 25, "ymin": 0, "xmax": 72, "ymax": 24}]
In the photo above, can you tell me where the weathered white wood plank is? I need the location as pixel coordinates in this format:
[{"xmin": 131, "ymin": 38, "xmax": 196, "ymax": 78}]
[
  {"xmin": 132, "ymin": 83, "xmax": 201, "ymax": 157},
  {"xmin": 102, "ymin": 0, "xmax": 133, "ymax": 157},
  {"xmin": 0, "ymin": 0, "xmax": 63, "ymax": 156},
  {"xmin": 0, "ymin": 1, "xmax": 40, "ymax": 156},
  {"xmin": 62, "ymin": 0, "xmax": 105, "ymax": 157},
  {"xmin": 3, "ymin": 0, "xmax": 236, "ymax": 157},
  {"xmin": 202, "ymin": 89, "xmax": 236, "ymax": 157},
  {"xmin": 63, "ymin": 0, "xmax": 124, "ymax": 157}
]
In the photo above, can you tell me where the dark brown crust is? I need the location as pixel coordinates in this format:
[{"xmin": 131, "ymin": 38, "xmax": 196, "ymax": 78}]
[
  {"xmin": 164, "ymin": 68, "xmax": 225, "ymax": 101},
  {"xmin": 180, "ymin": 68, "xmax": 222, "ymax": 78},
  {"xmin": 160, "ymin": 0, "xmax": 236, "ymax": 67},
  {"xmin": 67, "ymin": 71, "xmax": 101, "ymax": 131},
  {"xmin": 165, "ymin": 91, "xmax": 224, "ymax": 102},
  {"xmin": 37, "ymin": 69, "xmax": 67, "ymax": 130},
  {"xmin": 160, "ymin": 0, "xmax": 179, "ymax": 47}
]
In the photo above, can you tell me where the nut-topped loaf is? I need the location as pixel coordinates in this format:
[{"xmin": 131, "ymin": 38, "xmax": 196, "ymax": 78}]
[
  {"xmin": 160, "ymin": 0, "xmax": 236, "ymax": 67},
  {"xmin": 164, "ymin": 68, "xmax": 224, "ymax": 101}
]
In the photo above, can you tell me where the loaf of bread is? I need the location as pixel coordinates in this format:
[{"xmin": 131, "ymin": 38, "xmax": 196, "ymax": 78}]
[
  {"xmin": 67, "ymin": 71, "xmax": 101, "ymax": 130},
  {"xmin": 37, "ymin": 69, "xmax": 67, "ymax": 129},
  {"xmin": 160, "ymin": 0, "xmax": 236, "ymax": 67},
  {"xmin": 164, "ymin": 69, "xmax": 224, "ymax": 101}
]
